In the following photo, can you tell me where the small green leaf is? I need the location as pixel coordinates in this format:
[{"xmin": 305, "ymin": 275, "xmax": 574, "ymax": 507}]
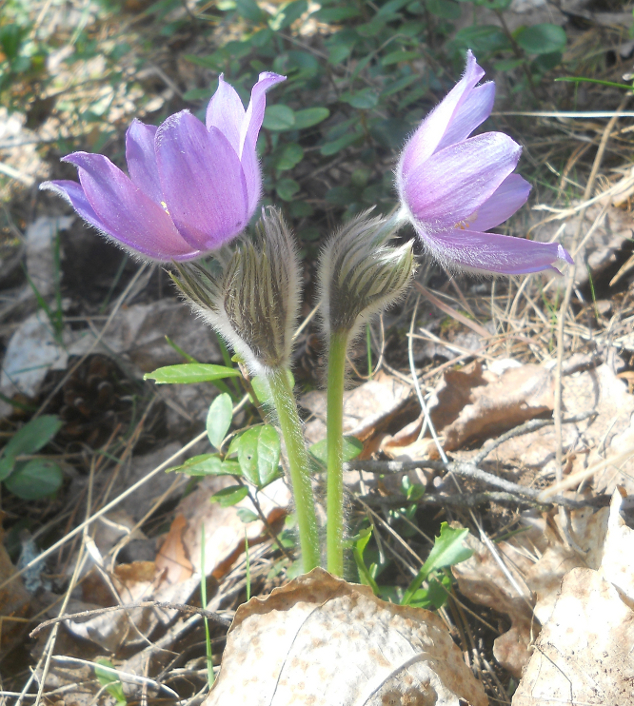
[
  {"xmin": 276, "ymin": 178, "xmax": 300, "ymax": 201},
  {"xmin": 0, "ymin": 415, "xmax": 62, "ymax": 481},
  {"xmin": 4, "ymin": 460, "xmax": 63, "ymax": 500},
  {"xmin": 263, "ymin": 104, "xmax": 296, "ymax": 131},
  {"xmin": 235, "ymin": 0, "xmax": 266, "ymax": 22},
  {"xmin": 516, "ymin": 23, "xmax": 566, "ymax": 55},
  {"xmin": 210, "ymin": 484, "xmax": 249, "ymax": 507},
  {"xmin": 276, "ymin": 142, "xmax": 304, "ymax": 171},
  {"xmin": 320, "ymin": 131, "xmax": 364, "ymax": 156},
  {"xmin": 309, "ymin": 436, "xmax": 363, "ymax": 464},
  {"xmin": 237, "ymin": 425, "xmax": 281, "ymax": 488},
  {"xmin": 340, "ymin": 88, "xmax": 379, "ymax": 110},
  {"xmin": 328, "ymin": 44, "xmax": 352, "ymax": 65},
  {"xmin": 237, "ymin": 507, "xmax": 259, "ymax": 523},
  {"xmin": 453, "ymin": 24, "xmax": 511, "ymax": 53},
  {"xmin": 381, "ymin": 50, "xmax": 420, "ymax": 66},
  {"xmin": 269, "ymin": 0, "xmax": 307, "ymax": 30},
  {"xmin": 94, "ymin": 659, "xmax": 127, "ymax": 706},
  {"xmin": 313, "ymin": 6, "xmax": 360, "ymax": 22},
  {"xmin": 144, "ymin": 364, "xmax": 241, "ymax": 384},
  {"xmin": 206, "ymin": 393, "xmax": 233, "ymax": 448},
  {"xmin": 168, "ymin": 454, "xmax": 241, "ymax": 477},
  {"xmin": 425, "ymin": 0, "xmax": 461, "ymax": 18},
  {"xmin": 402, "ymin": 523, "xmax": 473, "ymax": 605},
  {"xmin": 293, "ymin": 107, "xmax": 330, "ymax": 129}
]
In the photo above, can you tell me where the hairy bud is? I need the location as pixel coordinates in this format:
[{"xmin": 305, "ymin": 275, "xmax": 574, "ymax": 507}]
[
  {"xmin": 173, "ymin": 207, "xmax": 301, "ymax": 375},
  {"xmin": 318, "ymin": 211, "xmax": 415, "ymax": 341}
]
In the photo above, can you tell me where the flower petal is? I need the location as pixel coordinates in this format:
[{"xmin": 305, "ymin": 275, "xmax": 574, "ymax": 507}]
[
  {"xmin": 40, "ymin": 180, "xmax": 110, "ymax": 233},
  {"xmin": 397, "ymin": 50, "xmax": 484, "ymax": 180},
  {"xmin": 468, "ymin": 173, "xmax": 531, "ymax": 232},
  {"xmin": 205, "ymin": 74, "xmax": 245, "ymax": 154},
  {"xmin": 416, "ymin": 226, "xmax": 573, "ymax": 275},
  {"xmin": 241, "ymin": 71, "xmax": 286, "ymax": 155},
  {"xmin": 402, "ymin": 132, "xmax": 521, "ymax": 230},
  {"xmin": 125, "ymin": 120, "xmax": 162, "ymax": 205},
  {"xmin": 156, "ymin": 111, "xmax": 249, "ymax": 250},
  {"xmin": 435, "ymin": 82, "xmax": 495, "ymax": 153},
  {"xmin": 62, "ymin": 152, "xmax": 199, "ymax": 261}
]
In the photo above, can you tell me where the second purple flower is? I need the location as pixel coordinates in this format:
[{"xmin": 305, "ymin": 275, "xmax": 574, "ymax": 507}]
[
  {"xmin": 41, "ymin": 72, "xmax": 286, "ymax": 261},
  {"xmin": 396, "ymin": 51, "xmax": 572, "ymax": 275}
]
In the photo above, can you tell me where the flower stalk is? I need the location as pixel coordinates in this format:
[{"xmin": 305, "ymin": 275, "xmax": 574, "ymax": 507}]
[
  {"xmin": 268, "ymin": 367, "xmax": 321, "ymax": 572},
  {"xmin": 319, "ymin": 212, "xmax": 415, "ymax": 574},
  {"xmin": 325, "ymin": 330, "xmax": 348, "ymax": 577}
]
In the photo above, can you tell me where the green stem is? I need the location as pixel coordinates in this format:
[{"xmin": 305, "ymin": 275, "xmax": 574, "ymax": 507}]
[
  {"xmin": 326, "ymin": 330, "xmax": 349, "ymax": 576},
  {"xmin": 267, "ymin": 367, "xmax": 321, "ymax": 572}
]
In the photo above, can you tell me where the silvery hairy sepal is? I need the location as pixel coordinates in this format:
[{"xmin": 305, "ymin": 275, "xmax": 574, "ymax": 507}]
[
  {"xmin": 173, "ymin": 207, "xmax": 301, "ymax": 376},
  {"xmin": 318, "ymin": 211, "xmax": 415, "ymax": 340}
]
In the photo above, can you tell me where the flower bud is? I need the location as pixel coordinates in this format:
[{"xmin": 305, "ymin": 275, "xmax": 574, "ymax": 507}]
[
  {"xmin": 173, "ymin": 207, "xmax": 301, "ymax": 375},
  {"xmin": 318, "ymin": 211, "xmax": 415, "ymax": 341}
]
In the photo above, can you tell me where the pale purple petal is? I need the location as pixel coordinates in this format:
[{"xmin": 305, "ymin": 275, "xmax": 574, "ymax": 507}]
[
  {"xmin": 156, "ymin": 111, "xmax": 249, "ymax": 250},
  {"xmin": 40, "ymin": 180, "xmax": 110, "ymax": 233},
  {"xmin": 206, "ymin": 74, "xmax": 245, "ymax": 154},
  {"xmin": 402, "ymin": 132, "xmax": 521, "ymax": 230},
  {"xmin": 62, "ymin": 152, "xmax": 199, "ymax": 261},
  {"xmin": 416, "ymin": 225, "xmax": 573, "ymax": 275},
  {"xmin": 125, "ymin": 120, "xmax": 162, "ymax": 205},
  {"xmin": 398, "ymin": 50, "xmax": 484, "ymax": 180},
  {"xmin": 240, "ymin": 134, "xmax": 261, "ymax": 215},
  {"xmin": 435, "ymin": 82, "xmax": 495, "ymax": 153},
  {"xmin": 241, "ymin": 71, "xmax": 287, "ymax": 155},
  {"xmin": 468, "ymin": 174, "xmax": 531, "ymax": 232}
]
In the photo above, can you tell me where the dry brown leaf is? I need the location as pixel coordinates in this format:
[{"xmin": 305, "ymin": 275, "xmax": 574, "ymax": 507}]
[
  {"xmin": 433, "ymin": 361, "xmax": 554, "ymax": 452},
  {"xmin": 155, "ymin": 514, "xmax": 194, "ymax": 585},
  {"xmin": 301, "ymin": 371, "xmax": 412, "ymax": 446},
  {"xmin": 513, "ymin": 539, "xmax": 634, "ymax": 706},
  {"xmin": 453, "ymin": 504, "xmax": 613, "ymax": 677},
  {"xmin": 0, "ymin": 540, "xmax": 30, "ymax": 655},
  {"xmin": 204, "ymin": 568, "xmax": 488, "ymax": 706},
  {"xmin": 491, "ymin": 364, "xmax": 634, "ymax": 495}
]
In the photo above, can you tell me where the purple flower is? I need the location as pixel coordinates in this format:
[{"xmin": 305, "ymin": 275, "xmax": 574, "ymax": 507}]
[
  {"xmin": 41, "ymin": 72, "xmax": 286, "ymax": 261},
  {"xmin": 396, "ymin": 51, "xmax": 572, "ymax": 275}
]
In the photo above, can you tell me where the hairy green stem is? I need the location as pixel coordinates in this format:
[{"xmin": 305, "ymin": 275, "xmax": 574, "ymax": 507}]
[
  {"xmin": 326, "ymin": 330, "xmax": 349, "ymax": 576},
  {"xmin": 267, "ymin": 367, "xmax": 320, "ymax": 572}
]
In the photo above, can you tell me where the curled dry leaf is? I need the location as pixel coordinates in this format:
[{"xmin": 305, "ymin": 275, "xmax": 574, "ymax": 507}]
[
  {"xmin": 382, "ymin": 360, "xmax": 553, "ymax": 460},
  {"xmin": 512, "ymin": 492, "xmax": 634, "ymax": 705},
  {"xmin": 452, "ymin": 504, "xmax": 611, "ymax": 677},
  {"xmin": 204, "ymin": 568, "xmax": 488, "ymax": 706}
]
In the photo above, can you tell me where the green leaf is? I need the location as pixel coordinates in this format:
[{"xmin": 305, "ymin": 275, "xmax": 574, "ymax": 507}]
[
  {"xmin": 309, "ymin": 436, "xmax": 363, "ymax": 464},
  {"xmin": 293, "ymin": 107, "xmax": 330, "ymax": 129},
  {"xmin": 237, "ymin": 425, "xmax": 281, "ymax": 488},
  {"xmin": 0, "ymin": 415, "xmax": 62, "ymax": 481},
  {"xmin": 210, "ymin": 484, "xmax": 249, "ymax": 507},
  {"xmin": 402, "ymin": 523, "xmax": 472, "ymax": 605},
  {"xmin": 313, "ymin": 6, "xmax": 360, "ymax": 22},
  {"xmin": 206, "ymin": 393, "xmax": 233, "ymax": 448},
  {"xmin": 516, "ymin": 23, "xmax": 567, "ymax": 55},
  {"xmin": 328, "ymin": 44, "xmax": 352, "ymax": 65},
  {"xmin": 425, "ymin": 0, "xmax": 461, "ymax": 19},
  {"xmin": 340, "ymin": 88, "xmax": 379, "ymax": 110},
  {"xmin": 472, "ymin": 0, "xmax": 511, "ymax": 8},
  {"xmin": 531, "ymin": 51, "xmax": 562, "ymax": 73},
  {"xmin": 453, "ymin": 24, "xmax": 511, "ymax": 53},
  {"xmin": 269, "ymin": 0, "xmax": 308, "ymax": 30},
  {"xmin": 320, "ymin": 131, "xmax": 363, "ymax": 156},
  {"xmin": 168, "ymin": 453, "xmax": 241, "ymax": 476},
  {"xmin": 235, "ymin": 0, "xmax": 266, "ymax": 22},
  {"xmin": 381, "ymin": 50, "xmax": 420, "ymax": 66},
  {"xmin": 263, "ymin": 104, "xmax": 296, "ymax": 131},
  {"xmin": 4, "ymin": 460, "xmax": 63, "ymax": 500},
  {"xmin": 276, "ymin": 143, "xmax": 304, "ymax": 171},
  {"xmin": 276, "ymin": 178, "xmax": 300, "ymax": 201},
  {"xmin": 94, "ymin": 659, "xmax": 127, "ymax": 706},
  {"xmin": 144, "ymin": 364, "xmax": 241, "ymax": 384},
  {"xmin": 237, "ymin": 507, "xmax": 259, "ymax": 523}
]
